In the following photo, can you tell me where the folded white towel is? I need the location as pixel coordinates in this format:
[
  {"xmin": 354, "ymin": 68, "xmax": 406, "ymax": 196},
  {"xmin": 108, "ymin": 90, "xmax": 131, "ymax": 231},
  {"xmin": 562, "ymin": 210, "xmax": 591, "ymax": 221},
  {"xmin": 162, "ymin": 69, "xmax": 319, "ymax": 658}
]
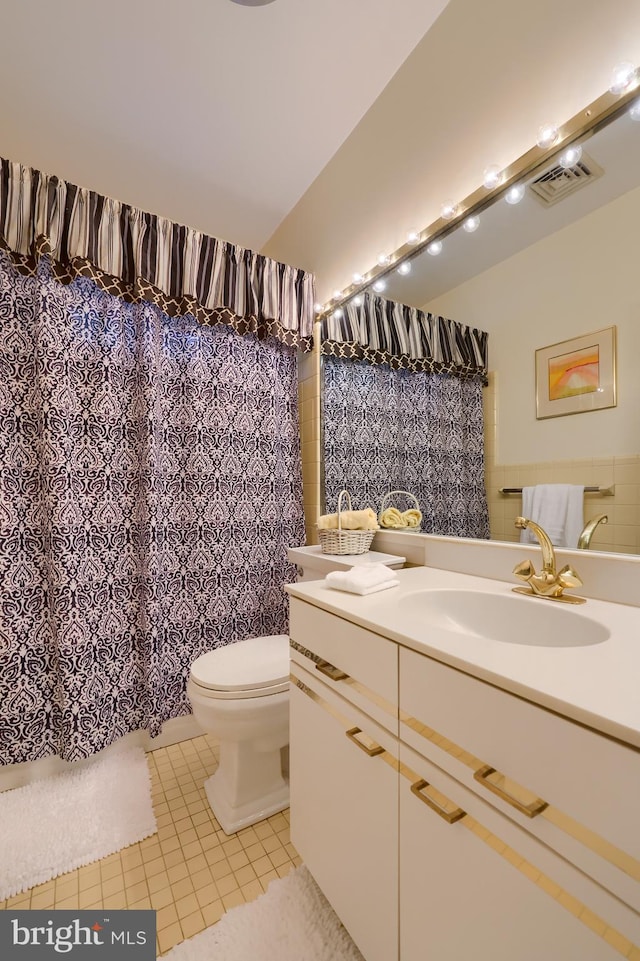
[
  {"xmin": 520, "ymin": 484, "xmax": 584, "ymax": 548},
  {"xmin": 325, "ymin": 564, "xmax": 400, "ymax": 595}
]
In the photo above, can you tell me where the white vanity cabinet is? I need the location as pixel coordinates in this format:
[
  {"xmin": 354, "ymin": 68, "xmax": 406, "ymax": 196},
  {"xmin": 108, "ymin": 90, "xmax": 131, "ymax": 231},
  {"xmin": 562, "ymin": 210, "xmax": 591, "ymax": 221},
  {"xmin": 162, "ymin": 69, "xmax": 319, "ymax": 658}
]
[
  {"xmin": 288, "ymin": 599, "xmax": 399, "ymax": 961},
  {"xmin": 287, "ymin": 594, "xmax": 640, "ymax": 961}
]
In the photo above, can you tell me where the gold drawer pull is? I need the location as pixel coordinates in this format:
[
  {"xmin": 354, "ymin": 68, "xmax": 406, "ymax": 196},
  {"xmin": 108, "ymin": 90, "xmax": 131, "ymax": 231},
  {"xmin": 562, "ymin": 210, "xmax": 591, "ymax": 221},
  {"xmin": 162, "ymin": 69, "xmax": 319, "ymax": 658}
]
[
  {"xmin": 473, "ymin": 764, "xmax": 548, "ymax": 818},
  {"xmin": 345, "ymin": 727, "xmax": 384, "ymax": 757},
  {"xmin": 410, "ymin": 779, "xmax": 466, "ymax": 824},
  {"xmin": 316, "ymin": 659, "xmax": 349, "ymax": 682}
]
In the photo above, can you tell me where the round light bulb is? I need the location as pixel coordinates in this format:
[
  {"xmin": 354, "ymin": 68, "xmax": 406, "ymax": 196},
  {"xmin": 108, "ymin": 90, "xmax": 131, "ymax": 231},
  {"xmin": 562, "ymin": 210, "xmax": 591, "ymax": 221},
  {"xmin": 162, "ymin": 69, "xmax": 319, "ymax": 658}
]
[
  {"xmin": 332, "ymin": 308, "xmax": 343, "ymax": 319},
  {"xmin": 463, "ymin": 215, "xmax": 480, "ymax": 233},
  {"xmin": 406, "ymin": 231, "xmax": 420, "ymax": 244},
  {"xmin": 314, "ymin": 302, "xmax": 324, "ymax": 314},
  {"xmin": 505, "ymin": 184, "xmax": 526, "ymax": 205},
  {"xmin": 440, "ymin": 200, "xmax": 458, "ymax": 220},
  {"xmin": 377, "ymin": 253, "xmax": 390, "ymax": 266},
  {"xmin": 397, "ymin": 262, "xmax": 411, "ymax": 275},
  {"xmin": 558, "ymin": 144, "xmax": 583, "ymax": 169},
  {"xmin": 537, "ymin": 123, "xmax": 559, "ymax": 148},
  {"xmin": 609, "ymin": 61, "xmax": 636, "ymax": 95},
  {"xmin": 332, "ymin": 289, "xmax": 342, "ymax": 300},
  {"xmin": 629, "ymin": 98, "xmax": 640, "ymax": 121},
  {"xmin": 352, "ymin": 272, "xmax": 364, "ymax": 285},
  {"xmin": 351, "ymin": 295, "xmax": 363, "ymax": 307},
  {"xmin": 427, "ymin": 241, "xmax": 442, "ymax": 256},
  {"xmin": 373, "ymin": 280, "xmax": 386, "ymax": 293},
  {"xmin": 483, "ymin": 165, "xmax": 503, "ymax": 189}
]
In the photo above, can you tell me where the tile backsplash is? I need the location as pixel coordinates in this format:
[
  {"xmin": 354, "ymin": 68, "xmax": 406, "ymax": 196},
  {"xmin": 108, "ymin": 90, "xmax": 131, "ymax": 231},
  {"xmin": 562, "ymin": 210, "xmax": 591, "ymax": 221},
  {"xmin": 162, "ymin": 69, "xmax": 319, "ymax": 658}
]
[{"xmin": 483, "ymin": 374, "xmax": 640, "ymax": 555}]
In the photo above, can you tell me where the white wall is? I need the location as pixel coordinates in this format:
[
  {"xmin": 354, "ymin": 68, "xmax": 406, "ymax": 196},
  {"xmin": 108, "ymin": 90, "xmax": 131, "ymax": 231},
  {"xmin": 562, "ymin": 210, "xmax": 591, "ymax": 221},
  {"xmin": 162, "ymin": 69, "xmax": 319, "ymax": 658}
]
[{"xmin": 427, "ymin": 184, "xmax": 640, "ymax": 464}]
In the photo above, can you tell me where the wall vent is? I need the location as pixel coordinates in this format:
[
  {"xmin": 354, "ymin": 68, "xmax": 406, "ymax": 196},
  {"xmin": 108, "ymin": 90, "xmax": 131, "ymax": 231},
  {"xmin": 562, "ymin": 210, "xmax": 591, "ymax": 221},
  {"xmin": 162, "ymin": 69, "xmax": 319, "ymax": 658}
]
[{"xmin": 529, "ymin": 152, "xmax": 604, "ymax": 206}]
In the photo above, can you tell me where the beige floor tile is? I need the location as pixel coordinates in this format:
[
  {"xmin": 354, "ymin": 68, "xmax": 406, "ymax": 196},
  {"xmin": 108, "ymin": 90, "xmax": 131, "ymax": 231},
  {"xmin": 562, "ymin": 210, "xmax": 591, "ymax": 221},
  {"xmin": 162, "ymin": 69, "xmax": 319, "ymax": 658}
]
[
  {"xmin": 195, "ymin": 884, "xmax": 220, "ymax": 909},
  {"xmin": 54, "ymin": 894, "xmax": 80, "ymax": 909},
  {"xmin": 269, "ymin": 847, "xmax": 290, "ymax": 869},
  {"xmin": 241, "ymin": 879, "xmax": 264, "ymax": 903},
  {"xmin": 180, "ymin": 909, "xmax": 206, "ymax": 939},
  {"xmin": 101, "ymin": 875, "xmax": 125, "ymax": 898},
  {"xmin": 216, "ymin": 874, "xmax": 239, "ymax": 897},
  {"xmin": 30, "ymin": 889, "xmax": 57, "ymax": 909},
  {"xmin": 122, "ymin": 864, "xmax": 146, "ymax": 887},
  {"xmin": 125, "ymin": 880, "xmax": 149, "ymax": 905},
  {"xmin": 259, "ymin": 869, "xmax": 279, "ymax": 890},
  {"xmin": 156, "ymin": 902, "xmax": 179, "ymax": 931},
  {"xmin": 202, "ymin": 899, "xmax": 225, "ymax": 926},
  {"xmin": 149, "ymin": 887, "xmax": 175, "ymax": 911},
  {"xmin": 157, "ymin": 921, "xmax": 183, "ymax": 955},
  {"xmin": 9, "ymin": 733, "xmax": 300, "ymax": 959},
  {"xmin": 175, "ymin": 892, "xmax": 200, "ymax": 920},
  {"xmin": 221, "ymin": 888, "xmax": 245, "ymax": 910}
]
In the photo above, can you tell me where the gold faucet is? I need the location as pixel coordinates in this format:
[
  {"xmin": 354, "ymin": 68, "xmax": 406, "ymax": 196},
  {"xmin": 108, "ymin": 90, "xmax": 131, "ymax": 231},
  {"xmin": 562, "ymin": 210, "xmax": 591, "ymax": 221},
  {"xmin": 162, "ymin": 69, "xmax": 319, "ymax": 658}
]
[
  {"xmin": 512, "ymin": 516, "xmax": 585, "ymax": 604},
  {"xmin": 578, "ymin": 513, "xmax": 608, "ymax": 549}
]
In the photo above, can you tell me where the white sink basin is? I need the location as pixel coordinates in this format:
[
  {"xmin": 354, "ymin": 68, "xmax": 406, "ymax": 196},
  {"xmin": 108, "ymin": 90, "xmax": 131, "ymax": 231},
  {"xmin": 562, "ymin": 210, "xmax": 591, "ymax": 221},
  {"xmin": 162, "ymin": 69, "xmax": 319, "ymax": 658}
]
[{"xmin": 401, "ymin": 589, "xmax": 610, "ymax": 647}]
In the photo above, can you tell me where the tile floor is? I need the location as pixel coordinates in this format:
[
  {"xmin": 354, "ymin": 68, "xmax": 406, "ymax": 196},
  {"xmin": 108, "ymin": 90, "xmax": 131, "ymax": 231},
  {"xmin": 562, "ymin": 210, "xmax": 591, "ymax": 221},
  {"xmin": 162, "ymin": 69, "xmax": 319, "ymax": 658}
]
[{"xmin": 0, "ymin": 734, "xmax": 301, "ymax": 956}]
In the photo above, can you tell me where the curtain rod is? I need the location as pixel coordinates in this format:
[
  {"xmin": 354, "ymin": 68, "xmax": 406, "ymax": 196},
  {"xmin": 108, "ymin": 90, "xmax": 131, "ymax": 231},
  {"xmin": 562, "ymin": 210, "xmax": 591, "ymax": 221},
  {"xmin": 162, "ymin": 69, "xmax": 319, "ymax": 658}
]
[{"xmin": 499, "ymin": 485, "xmax": 615, "ymax": 496}]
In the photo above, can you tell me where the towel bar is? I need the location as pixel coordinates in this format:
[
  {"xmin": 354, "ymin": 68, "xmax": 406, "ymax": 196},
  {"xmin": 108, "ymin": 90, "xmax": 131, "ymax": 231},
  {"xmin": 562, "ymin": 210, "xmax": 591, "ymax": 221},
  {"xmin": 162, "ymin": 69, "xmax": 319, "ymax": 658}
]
[{"xmin": 499, "ymin": 485, "xmax": 615, "ymax": 496}]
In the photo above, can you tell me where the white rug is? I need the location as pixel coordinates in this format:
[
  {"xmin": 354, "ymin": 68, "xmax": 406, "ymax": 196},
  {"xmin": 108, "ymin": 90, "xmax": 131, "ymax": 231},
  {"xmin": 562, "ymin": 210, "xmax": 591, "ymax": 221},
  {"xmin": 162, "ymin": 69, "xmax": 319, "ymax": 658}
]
[
  {"xmin": 162, "ymin": 865, "xmax": 364, "ymax": 961},
  {"xmin": 0, "ymin": 742, "xmax": 157, "ymax": 900}
]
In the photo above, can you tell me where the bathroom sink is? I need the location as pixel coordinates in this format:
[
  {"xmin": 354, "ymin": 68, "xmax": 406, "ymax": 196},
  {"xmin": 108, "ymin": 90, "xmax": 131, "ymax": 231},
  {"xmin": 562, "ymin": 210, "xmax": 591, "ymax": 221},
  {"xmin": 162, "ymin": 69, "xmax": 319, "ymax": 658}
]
[{"xmin": 401, "ymin": 589, "xmax": 610, "ymax": 647}]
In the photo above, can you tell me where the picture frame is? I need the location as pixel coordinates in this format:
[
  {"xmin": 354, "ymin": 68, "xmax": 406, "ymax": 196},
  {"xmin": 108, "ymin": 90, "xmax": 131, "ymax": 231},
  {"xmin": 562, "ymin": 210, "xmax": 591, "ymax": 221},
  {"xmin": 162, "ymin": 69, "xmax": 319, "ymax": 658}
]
[{"xmin": 535, "ymin": 326, "xmax": 617, "ymax": 420}]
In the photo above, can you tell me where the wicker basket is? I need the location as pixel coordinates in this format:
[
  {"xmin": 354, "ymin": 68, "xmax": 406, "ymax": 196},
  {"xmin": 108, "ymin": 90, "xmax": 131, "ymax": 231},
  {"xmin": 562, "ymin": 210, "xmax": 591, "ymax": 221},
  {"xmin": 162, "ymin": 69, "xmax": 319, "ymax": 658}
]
[
  {"xmin": 379, "ymin": 490, "xmax": 422, "ymax": 531},
  {"xmin": 317, "ymin": 490, "xmax": 376, "ymax": 555}
]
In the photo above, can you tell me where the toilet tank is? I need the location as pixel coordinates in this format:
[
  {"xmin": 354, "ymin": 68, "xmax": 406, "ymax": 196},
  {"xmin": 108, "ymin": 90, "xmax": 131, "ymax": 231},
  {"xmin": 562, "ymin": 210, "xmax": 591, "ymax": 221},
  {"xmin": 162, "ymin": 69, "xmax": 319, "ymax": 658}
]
[{"xmin": 287, "ymin": 546, "xmax": 406, "ymax": 582}]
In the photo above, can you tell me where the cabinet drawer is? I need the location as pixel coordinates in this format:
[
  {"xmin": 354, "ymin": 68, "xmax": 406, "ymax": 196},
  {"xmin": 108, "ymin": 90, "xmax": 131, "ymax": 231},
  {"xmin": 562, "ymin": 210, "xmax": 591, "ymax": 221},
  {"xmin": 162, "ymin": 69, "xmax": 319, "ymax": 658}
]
[
  {"xmin": 400, "ymin": 647, "xmax": 640, "ymax": 909},
  {"xmin": 400, "ymin": 739, "xmax": 640, "ymax": 959},
  {"xmin": 289, "ymin": 597, "xmax": 398, "ymax": 728}
]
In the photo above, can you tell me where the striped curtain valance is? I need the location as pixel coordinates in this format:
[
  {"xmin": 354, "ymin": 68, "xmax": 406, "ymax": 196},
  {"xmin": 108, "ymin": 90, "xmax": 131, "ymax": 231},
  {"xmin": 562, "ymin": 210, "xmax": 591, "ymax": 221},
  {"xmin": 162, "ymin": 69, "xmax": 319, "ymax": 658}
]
[
  {"xmin": 321, "ymin": 292, "xmax": 488, "ymax": 381},
  {"xmin": 0, "ymin": 157, "xmax": 315, "ymax": 350}
]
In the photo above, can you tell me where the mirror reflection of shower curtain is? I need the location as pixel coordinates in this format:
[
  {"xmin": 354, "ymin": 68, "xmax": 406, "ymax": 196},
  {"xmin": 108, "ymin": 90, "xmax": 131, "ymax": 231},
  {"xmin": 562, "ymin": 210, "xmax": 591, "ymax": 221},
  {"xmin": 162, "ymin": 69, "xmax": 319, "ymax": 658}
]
[{"xmin": 322, "ymin": 355, "xmax": 489, "ymax": 538}]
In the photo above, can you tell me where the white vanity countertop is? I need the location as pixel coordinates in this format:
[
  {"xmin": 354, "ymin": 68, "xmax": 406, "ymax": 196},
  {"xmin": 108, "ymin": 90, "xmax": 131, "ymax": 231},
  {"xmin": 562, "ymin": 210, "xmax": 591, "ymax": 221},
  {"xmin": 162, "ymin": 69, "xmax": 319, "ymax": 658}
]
[{"xmin": 286, "ymin": 566, "xmax": 640, "ymax": 749}]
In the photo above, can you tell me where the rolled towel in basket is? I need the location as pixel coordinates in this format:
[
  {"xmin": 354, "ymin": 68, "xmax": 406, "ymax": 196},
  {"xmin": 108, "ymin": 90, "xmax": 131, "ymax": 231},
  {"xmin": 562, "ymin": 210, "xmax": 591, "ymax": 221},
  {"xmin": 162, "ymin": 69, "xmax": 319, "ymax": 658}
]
[
  {"xmin": 318, "ymin": 508, "xmax": 380, "ymax": 531},
  {"xmin": 380, "ymin": 507, "xmax": 408, "ymax": 529},
  {"xmin": 379, "ymin": 507, "xmax": 423, "ymax": 529},
  {"xmin": 325, "ymin": 564, "xmax": 400, "ymax": 595}
]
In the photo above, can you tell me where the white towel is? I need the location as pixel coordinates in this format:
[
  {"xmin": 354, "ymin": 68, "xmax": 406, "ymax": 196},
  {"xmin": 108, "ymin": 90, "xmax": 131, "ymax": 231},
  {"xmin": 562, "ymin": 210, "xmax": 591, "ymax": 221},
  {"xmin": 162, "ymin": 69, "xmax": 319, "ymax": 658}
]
[
  {"xmin": 520, "ymin": 485, "xmax": 584, "ymax": 549},
  {"xmin": 325, "ymin": 564, "xmax": 400, "ymax": 596}
]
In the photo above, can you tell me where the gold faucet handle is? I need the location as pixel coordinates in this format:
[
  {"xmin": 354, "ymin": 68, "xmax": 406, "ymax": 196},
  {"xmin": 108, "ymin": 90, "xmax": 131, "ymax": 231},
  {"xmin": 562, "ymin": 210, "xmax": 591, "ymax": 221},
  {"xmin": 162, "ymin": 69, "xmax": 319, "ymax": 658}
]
[
  {"xmin": 557, "ymin": 564, "xmax": 583, "ymax": 589},
  {"xmin": 513, "ymin": 559, "xmax": 535, "ymax": 581}
]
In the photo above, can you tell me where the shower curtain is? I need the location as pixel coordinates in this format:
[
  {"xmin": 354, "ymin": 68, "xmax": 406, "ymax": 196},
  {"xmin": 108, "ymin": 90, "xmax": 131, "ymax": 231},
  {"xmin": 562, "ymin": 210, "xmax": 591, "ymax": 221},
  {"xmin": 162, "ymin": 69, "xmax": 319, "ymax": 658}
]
[
  {"xmin": 321, "ymin": 294, "xmax": 490, "ymax": 538},
  {"xmin": 0, "ymin": 159, "xmax": 312, "ymax": 764}
]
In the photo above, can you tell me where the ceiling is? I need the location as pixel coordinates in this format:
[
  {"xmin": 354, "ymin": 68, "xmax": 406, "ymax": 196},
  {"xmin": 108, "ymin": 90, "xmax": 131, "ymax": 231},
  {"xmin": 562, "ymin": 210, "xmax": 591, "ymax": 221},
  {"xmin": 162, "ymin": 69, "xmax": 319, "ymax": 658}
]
[{"xmin": 0, "ymin": 0, "xmax": 449, "ymax": 253}]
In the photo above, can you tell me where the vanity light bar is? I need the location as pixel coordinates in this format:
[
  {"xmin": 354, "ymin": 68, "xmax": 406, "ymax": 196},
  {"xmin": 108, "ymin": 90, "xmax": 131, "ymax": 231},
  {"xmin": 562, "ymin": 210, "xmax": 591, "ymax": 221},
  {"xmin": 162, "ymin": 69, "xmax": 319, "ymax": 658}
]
[
  {"xmin": 319, "ymin": 67, "xmax": 640, "ymax": 319},
  {"xmin": 499, "ymin": 485, "xmax": 615, "ymax": 496}
]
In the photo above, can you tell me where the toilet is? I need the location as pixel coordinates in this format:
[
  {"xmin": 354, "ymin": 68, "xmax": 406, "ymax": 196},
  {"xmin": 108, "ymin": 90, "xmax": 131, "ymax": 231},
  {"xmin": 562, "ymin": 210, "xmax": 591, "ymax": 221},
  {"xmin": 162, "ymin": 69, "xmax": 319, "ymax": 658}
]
[
  {"xmin": 187, "ymin": 634, "xmax": 291, "ymax": 836},
  {"xmin": 187, "ymin": 546, "xmax": 406, "ymax": 835}
]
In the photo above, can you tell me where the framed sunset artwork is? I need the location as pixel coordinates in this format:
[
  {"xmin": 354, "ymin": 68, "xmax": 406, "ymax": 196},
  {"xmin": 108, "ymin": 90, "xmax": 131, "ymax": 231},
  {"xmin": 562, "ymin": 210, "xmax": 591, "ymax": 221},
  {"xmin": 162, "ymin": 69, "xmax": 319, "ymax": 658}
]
[{"xmin": 535, "ymin": 326, "xmax": 617, "ymax": 419}]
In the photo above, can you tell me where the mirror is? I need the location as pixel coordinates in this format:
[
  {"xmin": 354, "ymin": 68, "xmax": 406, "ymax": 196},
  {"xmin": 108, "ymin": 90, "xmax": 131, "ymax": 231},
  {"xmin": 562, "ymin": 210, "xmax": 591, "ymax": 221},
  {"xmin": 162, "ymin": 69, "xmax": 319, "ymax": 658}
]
[{"xmin": 322, "ymin": 91, "xmax": 640, "ymax": 556}]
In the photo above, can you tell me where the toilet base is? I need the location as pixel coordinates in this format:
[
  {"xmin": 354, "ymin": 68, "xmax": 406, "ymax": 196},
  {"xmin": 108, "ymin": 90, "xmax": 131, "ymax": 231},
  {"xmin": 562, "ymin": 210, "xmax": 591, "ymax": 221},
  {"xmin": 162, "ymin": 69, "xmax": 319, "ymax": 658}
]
[{"xmin": 204, "ymin": 740, "xmax": 289, "ymax": 835}]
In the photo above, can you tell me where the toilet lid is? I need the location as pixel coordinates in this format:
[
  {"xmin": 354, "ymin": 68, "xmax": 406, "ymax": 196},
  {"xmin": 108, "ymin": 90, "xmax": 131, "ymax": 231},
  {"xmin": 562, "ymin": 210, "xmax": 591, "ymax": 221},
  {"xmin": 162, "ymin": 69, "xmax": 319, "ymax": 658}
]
[{"xmin": 190, "ymin": 634, "xmax": 290, "ymax": 692}]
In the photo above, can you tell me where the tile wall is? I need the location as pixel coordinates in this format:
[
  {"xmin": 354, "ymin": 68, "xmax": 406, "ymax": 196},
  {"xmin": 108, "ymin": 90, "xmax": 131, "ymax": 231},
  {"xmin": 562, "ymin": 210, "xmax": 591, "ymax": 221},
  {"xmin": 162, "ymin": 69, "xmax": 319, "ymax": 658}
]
[{"xmin": 483, "ymin": 374, "xmax": 640, "ymax": 554}]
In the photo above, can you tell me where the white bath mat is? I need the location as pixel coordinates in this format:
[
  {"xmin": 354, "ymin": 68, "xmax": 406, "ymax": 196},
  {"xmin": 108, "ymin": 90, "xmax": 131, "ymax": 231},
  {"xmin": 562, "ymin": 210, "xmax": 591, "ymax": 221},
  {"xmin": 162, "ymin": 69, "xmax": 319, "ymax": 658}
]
[
  {"xmin": 162, "ymin": 865, "xmax": 364, "ymax": 961},
  {"xmin": 0, "ymin": 742, "xmax": 157, "ymax": 900}
]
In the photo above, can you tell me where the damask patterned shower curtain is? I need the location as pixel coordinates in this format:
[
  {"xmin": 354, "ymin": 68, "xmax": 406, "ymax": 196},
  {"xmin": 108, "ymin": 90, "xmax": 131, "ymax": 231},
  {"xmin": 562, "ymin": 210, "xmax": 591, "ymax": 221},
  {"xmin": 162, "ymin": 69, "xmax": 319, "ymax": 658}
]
[
  {"xmin": 0, "ymin": 252, "xmax": 306, "ymax": 764},
  {"xmin": 321, "ymin": 294, "xmax": 490, "ymax": 538}
]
